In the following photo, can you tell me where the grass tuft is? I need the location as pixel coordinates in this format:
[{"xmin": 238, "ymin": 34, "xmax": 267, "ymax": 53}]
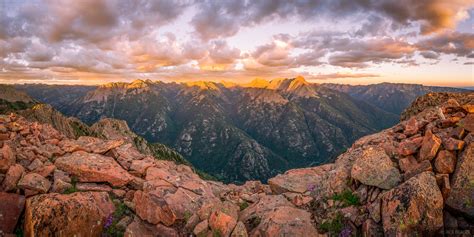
[
  {"xmin": 331, "ymin": 190, "xmax": 360, "ymax": 207},
  {"xmin": 319, "ymin": 213, "xmax": 344, "ymax": 235},
  {"xmin": 239, "ymin": 201, "xmax": 249, "ymax": 211}
]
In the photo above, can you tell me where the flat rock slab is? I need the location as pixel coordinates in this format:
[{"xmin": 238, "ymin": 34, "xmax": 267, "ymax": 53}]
[
  {"xmin": 267, "ymin": 164, "xmax": 333, "ymax": 194},
  {"xmin": 55, "ymin": 151, "xmax": 133, "ymax": 187},
  {"xmin": 351, "ymin": 146, "xmax": 401, "ymax": 189},
  {"xmin": 239, "ymin": 195, "xmax": 294, "ymax": 224},
  {"xmin": 251, "ymin": 206, "xmax": 320, "ymax": 237},
  {"xmin": 18, "ymin": 173, "xmax": 51, "ymax": 193}
]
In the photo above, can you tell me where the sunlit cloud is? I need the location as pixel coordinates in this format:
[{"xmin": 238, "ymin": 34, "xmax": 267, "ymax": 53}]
[{"xmin": 0, "ymin": 0, "xmax": 472, "ymax": 86}]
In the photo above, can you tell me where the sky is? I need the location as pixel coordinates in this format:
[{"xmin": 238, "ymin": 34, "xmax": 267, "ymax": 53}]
[{"xmin": 0, "ymin": 0, "xmax": 473, "ymax": 87}]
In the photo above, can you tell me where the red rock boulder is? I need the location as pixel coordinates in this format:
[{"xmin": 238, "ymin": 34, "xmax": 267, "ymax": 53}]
[
  {"xmin": 446, "ymin": 143, "xmax": 474, "ymax": 218},
  {"xmin": 0, "ymin": 192, "xmax": 25, "ymax": 234},
  {"xmin": 381, "ymin": 172, "xmax": 443, "ymax": 235},
  {"xmin": 55, "ymin": 151, "xmax": 133, "ymax": 187},
  {"xmin": 24, "ymin": 192, "xmax": 115, "ymax": 237}
]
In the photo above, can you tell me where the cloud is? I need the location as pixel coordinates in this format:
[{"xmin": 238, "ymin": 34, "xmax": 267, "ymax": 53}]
[
  {"xmin": 420, "ymin": 51, "xmax": 440, "ymax": 59},
  {"xmin": 416, "ymin": 31, "xmax": 474, "ymax": 57},
  {"xmin": 208, "ymin": 40, "xmax": 241, "ymax": 64},
  {"xmin": 250, "ymin": 37, "xmax": 293, "ymax": 67},
  {"xmin": 308, "ymin": 72, "xmax": 380, "ymax": 80},
  {"xmin": 0, "ymin": 0, "xmax": 472, "ymax": 84},
  {"xmin": 191, "ymin": 1, "xmax": 243, "ymax": 41},
  {"xmin": 190, "ymin": 0, "xmax": 474, "ymax": 40},
  {"xmin": 355, "ymin": 15, "xmax": 393, "ymax": 37},
  {"xmin": 326, "ymin": 38, "xmax": 417, "ymax": 68},
  {"xmin": 375, "ymin": 0, "xmax": 473, "ymax": 34},
  {"xmin": 198, "ymin": 40, "xmax": 241, "ymax": 71}
]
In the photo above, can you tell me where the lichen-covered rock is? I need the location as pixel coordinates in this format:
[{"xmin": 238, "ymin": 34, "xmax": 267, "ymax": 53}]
[
  {"xmin": 434, "ymin": 150, "xmax": 456, "ymax": 174},
  {"xmin": 446, "ymin": 143, "xmax": 474, "ymax": 218},
  {"xmin": 459, "ymin": 114, "xmax": 474, "ymax": 132},
  {"xmin": 418, "ymin": 130, "xmax": 441, "ymax": 161},
  {"xmin": 268, "ymin": 164, "xmax": 334, "ymax": 194},
  {"xmin": 124, "ymin": 217, "xmax": 159, "ymax": 237},
  {"xmin": 193, "ymin": 220, "xmax": 209, "ymax": 236},
  {"xmin": 239, "ymin": 195, "xmax": 294, "ymax": 225},
  {"xmin": 129, "ymin": 157, "xmax": 155, "ymax": 175},
  {"xmin": 55, "ymin": 151, "xmax": 133, "ymax": 187},
  {"xmin": 403, "ymin": 117, "xmax": 420, "ymax": 136},
  {"xmin": 208, "ymin": 201, "xmax": 239, "ymax": 237},
  {"xmin": 17, "ymin": 173, "xmax": 51, "ymax": 193},
  {"xmin": 1, "ymin": 164, "xmax": 24, "ymax": 191},
  {"xmin": 231, "ymin": 221, "xmax": 248, "ymax": 237},
  {"xmin": 132, "ymin": 189, "xmax": 176, "ymax": 226},
  {"xmin": 362, "ymin": 218, "xmax": 383, "ymax": 237},
  {"xmin": 250, "ymin": 206, "xmax": 319, "ymax": 237},
  {"xmin": 351, "ymin": 146, "xmax": 401, "ymax": 189},
  {"xmin": 398, "ymin": 156, "xmax": 417, "ymax": 173},
  {"xmin": 76, "ymin": 182, "xmax": 112, "ymax": 192},
  {"xmin": 0, "ymin": 144, "xmax": 15, "ymax": 172},
  {"xmin": 397, "ymin": 136, "xmax": 423, "ymax": 156},
  {"xmin": 381, "ymin": 172, "xmax": 443, "ymax": 235},
  {"xmin": 24, "ymin": 192, "xmax": 115, "ymax": 237},
  {"xmin": 403, "ymin": 160, "xmax": 432, "ymax": 181}
]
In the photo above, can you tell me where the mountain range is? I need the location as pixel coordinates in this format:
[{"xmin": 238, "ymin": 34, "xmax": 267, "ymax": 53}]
[
  {"xmin": 16, "ymin": 77, "xmax": 467, "ymax": 182},
  {"xmin": 0, "ymin": 90, "xmax": 472, "ymax": 236}
]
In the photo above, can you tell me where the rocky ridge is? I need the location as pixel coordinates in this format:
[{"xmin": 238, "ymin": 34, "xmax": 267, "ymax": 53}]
[
  {"xmin": 0, "ymin": 85, "xmax": 35, "ymax": 115},
  {"xmin": 0, "ymin": 92, "xmax": 473, "ymax": 236},
  {"xmin": 0, "ymin": 85, "xmax": 193, "ymax": 172}
]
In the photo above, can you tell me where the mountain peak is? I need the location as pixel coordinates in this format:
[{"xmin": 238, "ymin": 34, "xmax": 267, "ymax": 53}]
[
  {"xmin": 184, "ymin": 81, "xmax": 220, "ymax": 91},
  {"xmin": 245, "ymin": 78, "xmax": 271, "ymax": 88},
  {"xmin": 128, "ymin": 79, "xmax": 151, "ymax": 89},
  {"xmin": 287, "ymin": 76, "xmax": 309, "ymax": 91}
]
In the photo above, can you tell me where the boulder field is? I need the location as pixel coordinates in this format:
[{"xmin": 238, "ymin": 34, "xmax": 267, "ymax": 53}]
[{"xmin": 0, "ymin": 93, "xmax": 473, "ymax": 236}]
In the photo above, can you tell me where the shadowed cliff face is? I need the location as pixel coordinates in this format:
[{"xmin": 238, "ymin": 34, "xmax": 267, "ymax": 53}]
[
  {"xmin": 0, "ymin": 92, "xmax": 472, "ymax": 236},
  {"xmin": 18, "ymin": 78, "xmax": 401, "ymax": 182}
]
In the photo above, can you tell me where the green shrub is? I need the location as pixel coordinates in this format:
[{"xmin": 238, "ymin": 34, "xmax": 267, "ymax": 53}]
[
  {"xmin": 332, "ymin": 190, "xmax": 360, "ymax": 206},
  {"xmin": 212, "ymin": 230, "xmax": 222, "ymax": 237},
  {"xmin": 239, "ymin": 201, "xmax": 249, "ymax": 211},
  {"xmin": 63, "ymin": 176, "xmax": 78, "ymax": 194},
  {"xmin": 319, "ymin": 213, "xmax": 344, "ymax": 234}
]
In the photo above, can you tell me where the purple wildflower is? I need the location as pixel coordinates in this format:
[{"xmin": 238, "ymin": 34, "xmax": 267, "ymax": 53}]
[
  {"xmin": 339, "ymin": 226, "xmax": 352, "ymax": 237},
  {"xmin": 104, "ymin": 215, "xmax": 113, "ymax": 229},
  {"xmin": 307, "ymin": 184, "xmax": 315, "ymax": 192}
]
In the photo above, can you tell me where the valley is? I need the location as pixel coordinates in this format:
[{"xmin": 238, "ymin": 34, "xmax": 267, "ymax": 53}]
[{"xmin": 16, "ymin": 78, "xmax": 466, "ymax": 183}]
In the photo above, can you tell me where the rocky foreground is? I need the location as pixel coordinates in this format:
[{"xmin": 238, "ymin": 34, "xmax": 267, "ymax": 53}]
[{"xmin": 0, "ymin": 93, "xmax": 473, "ymax": 236}]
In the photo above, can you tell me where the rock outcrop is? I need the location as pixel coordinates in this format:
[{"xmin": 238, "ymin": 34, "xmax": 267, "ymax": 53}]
[{"xmin": 0, "ymin": 92, "xmax": 472, "ymax": 236}]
